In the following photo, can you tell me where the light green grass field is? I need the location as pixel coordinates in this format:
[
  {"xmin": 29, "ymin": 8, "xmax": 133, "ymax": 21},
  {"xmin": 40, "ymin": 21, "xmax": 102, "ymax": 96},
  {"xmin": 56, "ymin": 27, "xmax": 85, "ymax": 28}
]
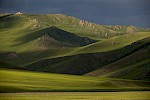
[
  {"xmin": 0, "ymin": 68, "xmax": 149, "ymax": 92},
  {"xmin": 0, "ymin": 92, "xmax": 150, "ymax": 100}
]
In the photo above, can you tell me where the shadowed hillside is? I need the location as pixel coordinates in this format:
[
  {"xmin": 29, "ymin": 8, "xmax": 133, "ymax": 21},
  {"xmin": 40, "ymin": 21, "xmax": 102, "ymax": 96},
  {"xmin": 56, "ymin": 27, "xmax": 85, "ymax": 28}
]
[
  {"xmin": 105, "ymin": 59, "xmax": 150, "ymax": 81},
  {"xmin": 86, "ymin": 46, "xmax": 150, "ymax": 80},
  {"xmin": 24, "ymin": 37, "xmax": 150, "ymax": 75},
  {"xmin": 17, "ymin": 26, "xmax": 96, "ymax": 48},
  {"xmin": 1, "ymin": 32, "xmax": 149, "ymax": 67}
]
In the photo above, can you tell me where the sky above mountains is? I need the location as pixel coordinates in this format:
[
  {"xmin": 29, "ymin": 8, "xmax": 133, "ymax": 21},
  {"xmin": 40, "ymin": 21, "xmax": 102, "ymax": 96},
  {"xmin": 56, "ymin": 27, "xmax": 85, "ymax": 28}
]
[{"xmin": 0, "ymin": 0, "xmax": 150, "ymax": 28}]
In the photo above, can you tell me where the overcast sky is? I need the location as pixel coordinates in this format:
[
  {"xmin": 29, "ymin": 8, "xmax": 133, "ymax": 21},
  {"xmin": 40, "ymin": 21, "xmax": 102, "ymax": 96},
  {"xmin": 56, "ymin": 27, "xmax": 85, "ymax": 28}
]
[{"xmin": 0, "ymin": 0, "xmax": 150, "ymax": 28}]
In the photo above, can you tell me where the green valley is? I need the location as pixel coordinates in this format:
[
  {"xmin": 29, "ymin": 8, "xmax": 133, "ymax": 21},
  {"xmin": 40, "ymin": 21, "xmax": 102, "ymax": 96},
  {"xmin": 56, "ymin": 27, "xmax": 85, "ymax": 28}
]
[{"xmin": 0, "ymin": 13, "xmax": 150, "ymax": 96}]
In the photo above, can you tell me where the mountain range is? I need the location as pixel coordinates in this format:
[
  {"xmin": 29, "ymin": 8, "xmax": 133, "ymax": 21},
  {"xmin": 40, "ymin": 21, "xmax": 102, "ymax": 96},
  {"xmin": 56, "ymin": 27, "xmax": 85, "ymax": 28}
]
[{"xmin": 0, "ymin": 13, "xmax": 150, "ymax": 92}]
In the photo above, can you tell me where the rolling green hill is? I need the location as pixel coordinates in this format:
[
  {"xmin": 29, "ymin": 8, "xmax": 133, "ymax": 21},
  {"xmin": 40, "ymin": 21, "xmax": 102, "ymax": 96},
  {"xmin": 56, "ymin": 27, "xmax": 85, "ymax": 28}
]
[
  {"xmin": 69, "ymin": 32, "xmax": 150, "ymax": 54},
  {"xmin": 23, "ymin": 36, "xmax": 150, "ymax": 75},
  {"xmin": 0, "ymin": 68, "xmax": 149, "ymax": 92},
  {"xmin": 13, "ymin": 26, "xmax": 96, "ymax": 51},
  {"xmin": 0, "ymin": 13, "xmax": 106, "ymax": 52},
  {"xmin": 86, "ymin": 43, "xmax": 150, "ymax": 80},
  {"xmin": 0, "ymin": 13, "xmax": 150, "ymax": 83},
  {"xmin": 103, "ymin": 25, "xmax": 150, "ymax": 33},
  {"xmin": 0, "ymin": 14, "xmax": 96, "ymax": 52},
  {"xmin": 0, "ymin": 13, "xmax": 149, "ymax": 53},
  {"xmin": 105, "ymin": 59, "xmax": 150, "ymax": 81},
  {"xmin": 20, "ymin": 26, "xmax": 96, "ymax": 47},
  {"xmin": 25, "ymin": 14, "xmax": 117, "ymax": 40},
  {"xmin": 1, "ymin": 32, "xmax": 150, "ymax": 67}
]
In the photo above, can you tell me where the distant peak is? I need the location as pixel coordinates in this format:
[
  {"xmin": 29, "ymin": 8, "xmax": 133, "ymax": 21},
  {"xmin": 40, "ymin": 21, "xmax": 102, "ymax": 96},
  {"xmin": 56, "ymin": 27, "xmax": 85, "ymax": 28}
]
[
  {"xmin": 15, "ymin": 12, "xmax": 23, "ymax": 15},
  {"xmin": 46, "ymin": 14, "xmax": 66, "ymax": 16},
  {"xmin": 79, "ymin": 20, "xmax": 94, "ymax": 27},
  {"xmin": 50, "ymin": 26, "xmax": 58, "ymax": 29}
]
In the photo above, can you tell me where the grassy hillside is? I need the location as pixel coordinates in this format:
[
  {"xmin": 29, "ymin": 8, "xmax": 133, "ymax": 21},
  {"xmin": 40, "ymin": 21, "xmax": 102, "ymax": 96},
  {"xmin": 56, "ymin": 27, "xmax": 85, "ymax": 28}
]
[
  {"xmin": 0, "ymin": 13, "xmax": 150, "ymax": 82},
  {"xmin": 0, "ymin": 14, "xmax": 149, "ymax": 64},
  {"xmin": 20, "ymin": 26, "xmax": 96, "ymax": 47},
  {"xmin": 27, "ymin": 14, "xmax": 150, "ymax": 39},
  {"xmin": 26, "ymin": 14, "xmax": 118, "ymax": 40},
  {"xmin": 105, "ymin": 59, "xmax": 150, "ymax": 80},
  {"xmin": 0, "ymin": 68, "xmax": 150, "ymax": 93},
  {"xmin": 103, "ymin": 25, "xmax": 150, "ymax": 33},
  {"xmin": 86, "ymin": 45, "xmax": 150, "ymax": 80},
  {"xmin": 23, "ymin": 36, "xmax": 150, "ymax": 75},
  {"xmin": 1, "ymin": 14, "xmax": 149, "ymax": 53},
  {"xmin": 0, "ymin": 13, "xmax": 108, "ymax": 52},
  {"xmin": 0, "ymin": 14, "xmax": 34, "ymax": 52},
  {"xmin": 12, "ymin": 26, "xmax": 96, "ymax": 51},
  {"xmin": 69, "ymin": 32, "xmax": 150, "ymax": 54},
  {"xmin": 1, "ymin": 32, "xmax": 150, "ymax": 67},
  {"xmin": 0, "ymin": 14, "xmax": 96, "ymax": 52}
]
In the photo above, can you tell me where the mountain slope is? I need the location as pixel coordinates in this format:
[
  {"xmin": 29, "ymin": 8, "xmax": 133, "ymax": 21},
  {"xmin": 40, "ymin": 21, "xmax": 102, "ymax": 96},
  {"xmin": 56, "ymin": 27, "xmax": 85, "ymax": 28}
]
[
  {"xmin": 0, "ymin": 22, "xmax": 95, "ymax": 52},
  {"xmin": 19, "ymin": 26, "xmax": 96, "ymax": 47},
  {"xmin": 26, "ymin": 14, "xmax": 117, "ymax": 40},
  {"xmin": 2, "ymin": 32, "xmax": 150, "ymax": 67},
  {"xmin": 105, "ymin": 59, "xmax": 150, "ymax": 81},
  {"xmin": 13, "ymin": 26, "xmax": 96, "ymax": 51},
  {"xmin": 69, "ymin": 32, "xmax": 150, "ymax": 55},
  {"xmin": 86, "ymin": 44, "xmax": 150, "ymax": 80},
  {"xmin": 0, "ymin": 13, "xmax": 150, "ymax": 80},
  {"xmin": 0, "ymin": 13, "xmax": 149, "ymax": 53},
  {"xmin": 28, "ymin": 14, "xmax": 149, "ymax": 39},
  {"xmin": 24, "ymin": 36, "xmax": 150, "ymax": 75}
]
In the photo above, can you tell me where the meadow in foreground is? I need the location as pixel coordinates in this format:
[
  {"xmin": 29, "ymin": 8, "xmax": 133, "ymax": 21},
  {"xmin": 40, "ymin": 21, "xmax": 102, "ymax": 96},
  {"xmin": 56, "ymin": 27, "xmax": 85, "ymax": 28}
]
[
  {"xmin": 0, "ymin": 68, "xmax": 149, "ymax": 92},
  {"xmin": 0, "ymin": 92, "xmax": 150, "ymax": 100}
]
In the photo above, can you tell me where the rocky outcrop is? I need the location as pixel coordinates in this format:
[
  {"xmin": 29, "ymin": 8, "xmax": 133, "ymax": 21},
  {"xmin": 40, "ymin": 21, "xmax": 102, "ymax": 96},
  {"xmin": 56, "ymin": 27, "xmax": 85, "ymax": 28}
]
[
  {"xmin": 126, "ymin": 25, "xmax": 137, "ymax": 34},
  {"xmin": 79, "ymin": 20, "xmax": 93, "ymax": 27},
  {"xmin": 15, "ymin": 12, "xmax": 23, "ymax": 15},
  {"xmin": 29, "ymin": 18, "xmax": 40, "ymax": 29},
  {"xmin": 112, "ymin": 25, "xmax": 123, "ymax": 31}
]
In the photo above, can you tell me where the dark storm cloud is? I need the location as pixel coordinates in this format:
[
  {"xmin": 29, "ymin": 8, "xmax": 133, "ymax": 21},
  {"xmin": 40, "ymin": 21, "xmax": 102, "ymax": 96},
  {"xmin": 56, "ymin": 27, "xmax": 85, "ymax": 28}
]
[{"xmin": 0, "ymin": 0, "xmax": 150, "ymax": 28}]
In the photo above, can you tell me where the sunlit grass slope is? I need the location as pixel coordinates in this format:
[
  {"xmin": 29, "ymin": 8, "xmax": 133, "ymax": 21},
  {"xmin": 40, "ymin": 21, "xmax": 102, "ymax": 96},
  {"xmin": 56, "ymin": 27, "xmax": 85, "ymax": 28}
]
[
  {"xmin": 19, "ymin": 35, "xmax": 150, "ymax": 75},
  {"xmin": 0, "ymin": 68, "xmax": 150, "ymax": 93},
  {"xmin": 1, "ymin": 14, "xmax": 149, "ymax": 53},
  {"xmin": 0, "ymin": 14, "xmax": 35, "ymax": 52},
  {"xmin": 0, "ymin": 14, "xmax": 96, "ymax": 52},
  {"xmin": 25, "ymin": 14, "xmax": 118, "ymax": 40},
  {"xmin": 0, "ymin": 13, "xmax": 150, "ymax": 80},
  {"xmin": 0, "ymin": 13, "xmax": 115, "ymax": 52},
  {"xmin": 71, "ymin": 32, "xmax": 150, "ymax": 54},
  {"xmin": 2, "ymin": 32, "xmax": 150, "ymax": 67}
]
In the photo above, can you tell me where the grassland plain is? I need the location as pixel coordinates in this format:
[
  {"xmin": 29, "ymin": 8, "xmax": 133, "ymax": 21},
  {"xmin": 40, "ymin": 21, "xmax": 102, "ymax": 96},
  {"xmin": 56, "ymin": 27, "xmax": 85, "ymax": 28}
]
[
  {"xmin": 0, "ymin": 92, "xmax": 150, "ymax": 100},
  {"xmin": 0, "ymin": 68, "xmax": 150, "ymax": 93}
]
